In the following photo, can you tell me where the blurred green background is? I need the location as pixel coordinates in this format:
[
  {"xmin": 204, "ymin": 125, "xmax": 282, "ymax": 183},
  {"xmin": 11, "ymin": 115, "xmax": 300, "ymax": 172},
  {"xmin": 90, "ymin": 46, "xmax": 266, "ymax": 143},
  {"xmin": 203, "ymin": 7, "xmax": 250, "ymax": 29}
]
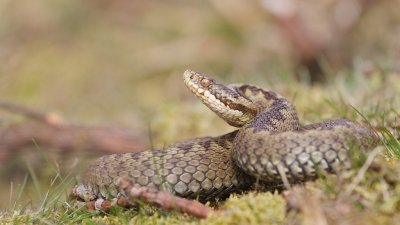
[{"xmin": 0, "ymin": 0, "xmax": 399, "ymax": 210}]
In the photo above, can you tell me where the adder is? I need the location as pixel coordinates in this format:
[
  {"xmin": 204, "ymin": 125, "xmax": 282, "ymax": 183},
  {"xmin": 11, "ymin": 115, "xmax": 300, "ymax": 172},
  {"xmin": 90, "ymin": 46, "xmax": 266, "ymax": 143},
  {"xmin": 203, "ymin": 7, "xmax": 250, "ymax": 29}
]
[{"xmin": 73, "ymin": 70, "xmax": 378, "ymax": 203}]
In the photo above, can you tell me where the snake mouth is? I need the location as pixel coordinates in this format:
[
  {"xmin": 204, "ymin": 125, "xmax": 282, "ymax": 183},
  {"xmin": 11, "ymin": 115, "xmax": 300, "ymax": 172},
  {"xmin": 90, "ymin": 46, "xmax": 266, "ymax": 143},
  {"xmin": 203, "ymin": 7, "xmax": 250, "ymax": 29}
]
[
  {"xmin": 183, "ymin": 70, "xmax": 219, "ymax": 101},
  {"xmin": 183, "ymin": 70, "xmax": 243, "ymax": 115},
  {"xmin": 183, "ymin": 69, "xmax": 208, "ymax": 97},
  {"xmin": 183, "ymin": 69, "xmax": 257, "ymax": 127}
]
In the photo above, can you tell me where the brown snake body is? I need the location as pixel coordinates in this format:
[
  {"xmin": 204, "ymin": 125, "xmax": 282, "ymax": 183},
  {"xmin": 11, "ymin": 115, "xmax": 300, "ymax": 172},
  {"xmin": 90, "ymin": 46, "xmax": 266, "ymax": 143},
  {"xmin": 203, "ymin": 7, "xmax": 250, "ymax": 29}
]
[{"xmin": 74, "ymin": 70, "xmax": 379, "ymax": 203}]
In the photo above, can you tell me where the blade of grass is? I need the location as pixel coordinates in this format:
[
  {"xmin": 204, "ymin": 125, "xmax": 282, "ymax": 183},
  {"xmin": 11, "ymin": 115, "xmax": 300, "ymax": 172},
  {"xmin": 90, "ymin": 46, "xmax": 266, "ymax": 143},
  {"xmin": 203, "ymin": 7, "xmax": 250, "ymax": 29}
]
[
  {"xmin": 25, "ymin": 160, "xmax": 42, "ymax": 200},
  {"xmin": 352, "ymin": 104, "xmax": 400, "ymax": 159},
  {"xmin": 380, "ymin": 128, "xmax": 400, "ymax": 158},
  {"xmin": 11, "ymin": 174, "xmax": 29, "ymax": 212},
  {"xmin": 9, "ymin": 181, "xmax": 13, "ymax": 210}
]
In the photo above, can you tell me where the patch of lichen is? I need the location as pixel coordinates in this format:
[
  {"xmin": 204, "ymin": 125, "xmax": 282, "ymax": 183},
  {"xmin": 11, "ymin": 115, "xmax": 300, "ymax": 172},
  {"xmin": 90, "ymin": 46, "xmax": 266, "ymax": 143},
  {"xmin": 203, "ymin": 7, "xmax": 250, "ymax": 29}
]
[{"xmin": 198, "ymin": 192, "xmax": 285, "ymax": 225}]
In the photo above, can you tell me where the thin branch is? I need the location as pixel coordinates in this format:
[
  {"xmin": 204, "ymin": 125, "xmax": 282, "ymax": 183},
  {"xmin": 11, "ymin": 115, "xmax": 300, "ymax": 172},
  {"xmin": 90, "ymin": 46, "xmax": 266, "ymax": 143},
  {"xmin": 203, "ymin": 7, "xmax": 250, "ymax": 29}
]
[
  {"xmin": 0, "ymin": 101, "xmax": 65, "ymax": 126},
  {"xmin": 0, "ymin": 102, "xmax": 146, "ymax": 161},
  {"xmin": 118, "ymin": 178, "xmax": 214, "ymax": 219}
]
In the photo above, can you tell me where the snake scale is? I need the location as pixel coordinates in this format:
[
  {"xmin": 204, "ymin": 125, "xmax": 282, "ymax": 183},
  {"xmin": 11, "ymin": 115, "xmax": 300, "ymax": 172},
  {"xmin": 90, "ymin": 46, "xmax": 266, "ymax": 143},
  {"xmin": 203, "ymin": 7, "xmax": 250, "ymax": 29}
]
[{"xmin": 75, "ymin": 69, "xmax": 379, "ymax": 203}]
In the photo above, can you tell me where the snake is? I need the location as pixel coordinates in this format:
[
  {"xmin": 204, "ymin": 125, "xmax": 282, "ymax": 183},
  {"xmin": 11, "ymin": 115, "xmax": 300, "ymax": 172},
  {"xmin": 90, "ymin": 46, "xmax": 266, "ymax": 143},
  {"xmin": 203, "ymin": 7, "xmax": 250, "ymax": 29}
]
[{"xmin": 75, "ymin": 69, "xmax": 379, "ymax": 203}]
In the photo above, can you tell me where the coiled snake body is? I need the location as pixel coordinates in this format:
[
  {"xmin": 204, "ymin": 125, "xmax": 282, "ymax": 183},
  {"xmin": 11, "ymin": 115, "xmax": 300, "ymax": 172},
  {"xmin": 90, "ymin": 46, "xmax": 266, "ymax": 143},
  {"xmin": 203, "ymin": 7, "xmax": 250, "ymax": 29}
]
[{"xmin": 76, "ymin": 70, "xmax": 378, "ymax": 203}]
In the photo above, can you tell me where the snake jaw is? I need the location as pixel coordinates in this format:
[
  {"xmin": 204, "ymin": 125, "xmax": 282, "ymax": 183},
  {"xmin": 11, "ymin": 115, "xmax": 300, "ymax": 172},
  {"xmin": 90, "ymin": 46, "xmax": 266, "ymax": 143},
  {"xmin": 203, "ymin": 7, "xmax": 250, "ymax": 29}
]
[{"xmin": 184, "ymin": 69, "xmax": 257, "ymax": 127}]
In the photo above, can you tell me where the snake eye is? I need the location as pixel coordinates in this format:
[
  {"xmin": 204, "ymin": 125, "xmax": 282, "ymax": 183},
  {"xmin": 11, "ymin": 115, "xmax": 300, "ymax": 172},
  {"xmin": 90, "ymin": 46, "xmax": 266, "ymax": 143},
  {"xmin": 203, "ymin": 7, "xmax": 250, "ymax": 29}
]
[{"xmin": 200, "ymin": 78, "xmax": 212, "ymax": 88}]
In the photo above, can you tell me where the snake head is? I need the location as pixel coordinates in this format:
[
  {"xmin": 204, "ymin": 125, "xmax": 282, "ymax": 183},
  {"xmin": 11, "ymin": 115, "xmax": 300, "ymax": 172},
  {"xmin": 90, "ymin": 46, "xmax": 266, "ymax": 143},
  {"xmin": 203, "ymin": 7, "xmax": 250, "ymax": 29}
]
[{"xmin": 183, "ymin": 69, "xmax": 258, "ymax": 127}]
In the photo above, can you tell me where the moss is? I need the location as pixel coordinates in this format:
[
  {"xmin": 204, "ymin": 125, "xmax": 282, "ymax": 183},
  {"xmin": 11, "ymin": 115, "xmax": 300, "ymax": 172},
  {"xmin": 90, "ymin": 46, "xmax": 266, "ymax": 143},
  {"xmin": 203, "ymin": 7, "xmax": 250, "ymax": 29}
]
[{"xmin": 199, "ymin": 192, "xmax": 285, "ymax": 225}]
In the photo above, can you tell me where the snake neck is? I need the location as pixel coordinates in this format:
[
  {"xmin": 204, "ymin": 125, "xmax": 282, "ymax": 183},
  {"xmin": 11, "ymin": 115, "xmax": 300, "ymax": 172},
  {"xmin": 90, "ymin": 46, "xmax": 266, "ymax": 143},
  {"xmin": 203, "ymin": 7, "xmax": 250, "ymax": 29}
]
[{"xmin": 244, "ymin": 98, "xmax": 300, "ymax": 134}]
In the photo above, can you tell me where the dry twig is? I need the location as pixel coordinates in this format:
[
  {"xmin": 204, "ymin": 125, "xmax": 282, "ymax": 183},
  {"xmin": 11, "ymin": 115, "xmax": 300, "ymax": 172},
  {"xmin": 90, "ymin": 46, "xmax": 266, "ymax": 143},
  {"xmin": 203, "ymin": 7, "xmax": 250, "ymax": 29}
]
[
  {"xmin": 0, "ymin": 102, "xmax": 145, "ymax": 161},
  {"xmin": 118, "ymin": 178, "xmax": 214, "ymax": 219}
]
